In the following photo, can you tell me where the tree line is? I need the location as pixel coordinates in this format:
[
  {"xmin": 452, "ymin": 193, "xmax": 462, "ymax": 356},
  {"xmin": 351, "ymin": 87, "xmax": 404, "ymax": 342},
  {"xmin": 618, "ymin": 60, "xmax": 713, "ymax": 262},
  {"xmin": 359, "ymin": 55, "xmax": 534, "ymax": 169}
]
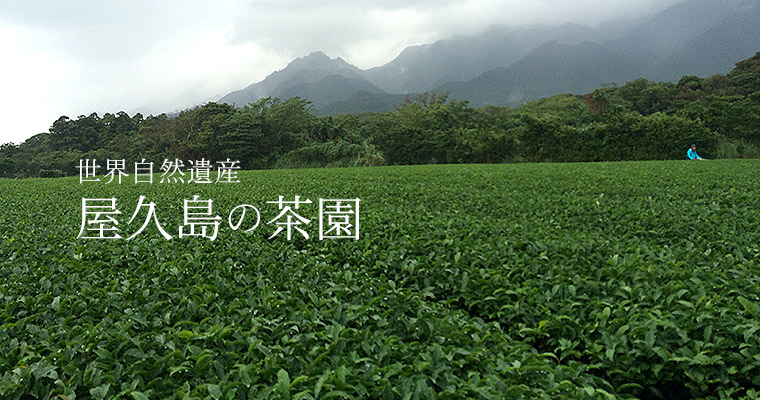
[{"xmin": 1, "ymin": 53, "xmax": 759, "ymax": 178}]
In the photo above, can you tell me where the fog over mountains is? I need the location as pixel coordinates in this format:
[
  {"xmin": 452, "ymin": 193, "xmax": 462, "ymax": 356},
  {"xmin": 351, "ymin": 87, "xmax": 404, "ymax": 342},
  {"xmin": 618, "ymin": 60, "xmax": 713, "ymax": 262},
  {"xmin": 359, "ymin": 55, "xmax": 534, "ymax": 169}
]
[{"xmin": 219, "ymin": 0, "xmax": 760, "ymax": 114}]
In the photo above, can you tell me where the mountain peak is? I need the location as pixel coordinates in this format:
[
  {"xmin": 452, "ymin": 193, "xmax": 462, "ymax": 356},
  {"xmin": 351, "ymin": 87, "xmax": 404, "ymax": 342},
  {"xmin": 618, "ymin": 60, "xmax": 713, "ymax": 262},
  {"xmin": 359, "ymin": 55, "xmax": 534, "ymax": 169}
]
[
  {"xmin": 219, "ymin": 50, "xmax": 367, "ymax": 107},
  {"xmin": 303, "ymin": 51, "xmax": 330, "ymax": 60},
  {"xmin": 286, "ymin": 51, "xmax": 358, "ymax": 72}
]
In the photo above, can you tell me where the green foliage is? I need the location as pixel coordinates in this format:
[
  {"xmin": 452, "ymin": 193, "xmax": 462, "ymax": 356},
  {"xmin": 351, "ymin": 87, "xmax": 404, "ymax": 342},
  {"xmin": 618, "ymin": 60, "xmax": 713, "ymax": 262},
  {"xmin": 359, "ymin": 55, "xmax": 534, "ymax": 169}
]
[
  {"xmin": 714, "ymin": 138, "xmax": 760, "ymax": 159},
  {"xmin": 372, "ymin": 97, "xmax": 518, "ymax": 165},
  {"xmin": 2, "ymin": 161, "xmax": 760, "ymax": 399},
  {"xmin": 617, "ymin": 79, "xmax": 678, "ymax": 115},
  {"xmin": 275, "ymin": 140, "xmax": 365, "ymax": 169},
  {"xmin": 372, "ymin": 101, "xmax": 453, "ymax": 165},
  {"xmin": 725, "ymin": 52, "xmax": 760, "ymax": 96}
]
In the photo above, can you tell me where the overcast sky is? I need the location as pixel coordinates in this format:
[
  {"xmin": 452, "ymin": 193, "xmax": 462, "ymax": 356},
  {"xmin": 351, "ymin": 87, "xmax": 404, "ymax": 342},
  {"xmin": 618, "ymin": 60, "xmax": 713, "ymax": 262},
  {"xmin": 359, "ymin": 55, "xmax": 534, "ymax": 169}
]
[{"xmin": 0, "ymin": 0, "xmax": 682, "ymax": 144}]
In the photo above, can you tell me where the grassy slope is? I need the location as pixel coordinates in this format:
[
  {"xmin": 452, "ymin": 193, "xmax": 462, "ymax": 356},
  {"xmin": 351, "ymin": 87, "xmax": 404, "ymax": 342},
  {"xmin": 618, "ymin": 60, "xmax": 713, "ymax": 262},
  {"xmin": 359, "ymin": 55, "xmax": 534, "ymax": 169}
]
[{"xmin": 1, "ymin": 160, "xmax": 759, "ymax": 399}]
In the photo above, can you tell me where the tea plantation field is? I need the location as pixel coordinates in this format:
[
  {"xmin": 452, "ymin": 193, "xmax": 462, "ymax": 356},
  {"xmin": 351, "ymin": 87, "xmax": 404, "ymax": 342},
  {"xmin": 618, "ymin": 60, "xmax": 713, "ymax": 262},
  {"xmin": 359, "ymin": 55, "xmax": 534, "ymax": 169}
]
[{"xmin": 1, "ymin": 160, "xmax": 760, "ymax": 399}]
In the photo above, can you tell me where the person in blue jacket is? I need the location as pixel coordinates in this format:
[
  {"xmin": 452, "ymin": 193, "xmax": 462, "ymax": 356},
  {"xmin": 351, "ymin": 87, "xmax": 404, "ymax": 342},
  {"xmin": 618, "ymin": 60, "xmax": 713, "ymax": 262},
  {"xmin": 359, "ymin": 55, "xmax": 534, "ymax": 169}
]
[{"xmin": 687, "ymin": 144, "xmax": 703, "ymax": 160}]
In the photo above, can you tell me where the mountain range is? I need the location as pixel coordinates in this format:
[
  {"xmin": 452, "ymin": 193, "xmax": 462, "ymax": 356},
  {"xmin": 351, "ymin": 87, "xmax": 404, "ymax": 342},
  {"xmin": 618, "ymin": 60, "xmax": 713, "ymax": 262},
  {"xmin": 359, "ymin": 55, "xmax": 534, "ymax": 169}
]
[{"xmin": 218, "ymin": 0, "xmax": 760, "ymax": 114}]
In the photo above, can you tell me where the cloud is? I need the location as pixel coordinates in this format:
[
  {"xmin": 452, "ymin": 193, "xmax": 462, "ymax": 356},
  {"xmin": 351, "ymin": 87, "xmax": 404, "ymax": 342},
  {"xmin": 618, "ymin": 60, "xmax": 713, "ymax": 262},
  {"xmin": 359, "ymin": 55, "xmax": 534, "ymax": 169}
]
[
  {"xmin": 227, "ymin": 0, "xmax": 682, "ymax": 68},
  {"xmin": 0, "ymin": 0, "xmax": 681, "ymax": 144},
  {"xmin": 0, "ymin": 1, "xmax": 291, "ymax": 144},
  {"xmin": 0, "ymin": 24, "xmax": 78, "ymax": 143}
]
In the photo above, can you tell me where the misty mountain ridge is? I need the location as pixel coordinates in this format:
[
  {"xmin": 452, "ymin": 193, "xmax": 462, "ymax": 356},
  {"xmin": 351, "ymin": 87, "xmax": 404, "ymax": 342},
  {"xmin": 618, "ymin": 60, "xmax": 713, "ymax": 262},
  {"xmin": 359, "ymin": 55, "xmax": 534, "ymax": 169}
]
[
  {"xmin": 362, "ymin": 23, "xmax": 600, "ymax": 94},
  {"xmin": 219, "ymin": 51, "xmax": 366, "ymax": 107},
  {"xmin": 218, "ymin": 0, "xmax": 760, "ymax": 114},
  {"xmin": 272, "ymin": 74, "xmax": 384, "ymax": 109},
  {"xmin": 439, "ymin": 40, "xmax": 636, "ymax": 107},
  {"xmin": 646, "ymin": 0, "xmax": 760, "ymax": 81}
]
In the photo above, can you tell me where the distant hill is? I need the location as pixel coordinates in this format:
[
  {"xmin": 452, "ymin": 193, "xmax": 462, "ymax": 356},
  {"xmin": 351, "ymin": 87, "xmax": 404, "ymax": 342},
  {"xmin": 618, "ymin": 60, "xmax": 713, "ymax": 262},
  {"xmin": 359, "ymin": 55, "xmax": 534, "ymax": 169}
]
[
  {"xmin": 438, "ymin": 41, "xmax": 635, "ymax": 107},
  {"xmin": 218, "ymin": 51, "xmax": 378, "ymax": 107},
  {"xmin": 218, "ymin": 0, "xmax": 760, "ymax": 115},
  {"xmin": 273, "ymin": 74, "xmax": 384, "ymax": 110},
  {"xmin": 314, "ymin": 92, "xmax": 409, "ymax": 116},
  {"xmin": 604, "ymin": 0, "xmax": 738, "ymax": 65},
  {"xmin": 362, "ymin": 23, "xmax": 598, "ymax": 94},
  {"xmin": 648, "ymin": 0, "xmax": 760, "ymax": 81}
]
